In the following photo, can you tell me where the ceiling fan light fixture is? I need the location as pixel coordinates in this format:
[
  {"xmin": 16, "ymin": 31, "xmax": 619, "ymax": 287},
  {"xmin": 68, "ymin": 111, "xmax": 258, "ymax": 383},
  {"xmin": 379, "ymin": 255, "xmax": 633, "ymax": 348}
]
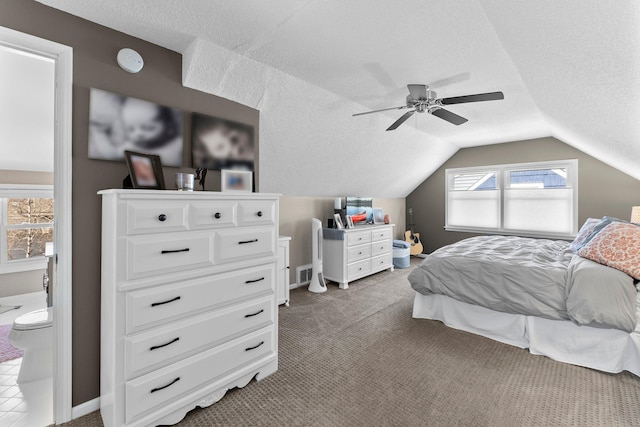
[{"xmin": 353, "ymin": 85, "xmax": 503, "ymax": 130}]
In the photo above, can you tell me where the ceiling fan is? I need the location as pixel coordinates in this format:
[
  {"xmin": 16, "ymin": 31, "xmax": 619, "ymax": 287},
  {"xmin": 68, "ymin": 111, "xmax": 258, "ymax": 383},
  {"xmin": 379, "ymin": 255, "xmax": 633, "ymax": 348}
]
[{"xmin": 353, "ymin": 84, "xmax": 504, "ymax": 131}]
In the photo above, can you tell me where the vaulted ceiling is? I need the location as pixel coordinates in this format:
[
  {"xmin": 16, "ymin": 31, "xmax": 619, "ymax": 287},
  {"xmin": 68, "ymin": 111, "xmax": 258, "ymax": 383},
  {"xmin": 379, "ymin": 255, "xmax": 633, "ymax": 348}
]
[{"xmin": 37, "ymin": 0, "xmax": 640, "ymax": 197}]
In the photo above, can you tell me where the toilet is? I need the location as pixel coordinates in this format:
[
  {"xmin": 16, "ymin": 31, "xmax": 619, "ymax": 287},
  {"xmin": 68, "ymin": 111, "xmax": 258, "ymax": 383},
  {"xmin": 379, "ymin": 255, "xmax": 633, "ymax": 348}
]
[{"xmin": 8, "ymin": 307, "xmax": 53, "ymax": 383}]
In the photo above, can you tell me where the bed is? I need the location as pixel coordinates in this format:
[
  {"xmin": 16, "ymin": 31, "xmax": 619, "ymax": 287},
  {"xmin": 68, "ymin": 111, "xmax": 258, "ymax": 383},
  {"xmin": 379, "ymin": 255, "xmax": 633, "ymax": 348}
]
[{"xmin": 408, "ymin": 219, "xmax": 640, "ymax": 377}]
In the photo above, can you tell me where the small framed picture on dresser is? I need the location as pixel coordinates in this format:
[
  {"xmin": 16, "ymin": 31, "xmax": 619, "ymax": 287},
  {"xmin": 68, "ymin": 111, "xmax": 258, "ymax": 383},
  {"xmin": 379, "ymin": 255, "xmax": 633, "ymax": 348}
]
[
  {"xmin": 373, "ymin": 208, "xmax": 385, "ymax": 224},
  {"xmin": 334, "ymin": 213, "xmax": 345, "ymax": 229},
  {"xmin": 221, "ymin": 169, "xmax": 253, "ymax": 192},
  {"xmin": 124, "ymin": 150, "xmax": 166, "ymax": 189},
  {"xmin": 346, "ymin": 215, "xmax": 355, "ymax": 229}
]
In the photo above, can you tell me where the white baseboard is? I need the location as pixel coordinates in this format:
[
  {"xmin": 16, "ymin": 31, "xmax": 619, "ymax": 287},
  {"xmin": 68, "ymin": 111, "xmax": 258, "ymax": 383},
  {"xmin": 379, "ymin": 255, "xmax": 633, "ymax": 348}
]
[
  {"xmin": 289, "ymin": 282, "xmax": 303, "ymax": 290},
  {"xmin": 72, "ymin": 397, "xmax": 100, "ymax": 420}
]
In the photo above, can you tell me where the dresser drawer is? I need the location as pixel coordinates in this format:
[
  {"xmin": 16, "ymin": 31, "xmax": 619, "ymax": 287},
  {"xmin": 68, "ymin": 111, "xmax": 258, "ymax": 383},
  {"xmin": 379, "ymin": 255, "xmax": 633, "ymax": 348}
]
[
  {"xmin": 347, "ymin": 244, "xmax": 371, "ymax": 263},
  {"xmin": 126, "ymin": 201, "xmax": 189, "ymax": 235},
  {"xmin": 126, "ymin": 232, "xmax": 214, "ymax": 280},
  {"xmin": 125, "ymin": 296, "xmax": 274, "ymax": 379},
  {"xmin": 348, "ymin": 259, "xmax": 371, "ymax": 280},
  {"xmin": 238, "ymin": 200, "xmax": 276, "ymax": 226},
  {"xmin": 371, "ymin": 239, "xmax": 391, "ymax": 256},
  {"xmin": 347, "ymin": 231, "xmax": 371, "ymax": 247},
  {"xmin": 125, "ymin": 327, "xmax": 274, "ymax": 424},
  {"xmin": 189, "ymin": 201, "xmax": 237, "ymax": 229},
  {"xmin": 372, "ymin": 253, "xmax": 392, "ymax": 272},
  {"xmin": 371, "ymin": 227, "xmax": 392, "ymax": 242},
  {"xmin": 214, "ymin": 227, "xmax": 276, "ymax": 264},
  {"xmin": 126, "ymin": 263, "xmax": 275, "ymax": 333}
]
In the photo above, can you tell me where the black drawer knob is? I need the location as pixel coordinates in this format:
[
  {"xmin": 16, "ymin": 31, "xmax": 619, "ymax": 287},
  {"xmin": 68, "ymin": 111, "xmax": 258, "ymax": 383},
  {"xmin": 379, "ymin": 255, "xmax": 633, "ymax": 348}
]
[
  {"xmin": 158, "ymin": 214, "xmax": 167, "ymax": 222},
  {"xmin": 214, "ymin": 212, "xmax": 221, "ymax": 219},
  {"xmin": 257, "ymin": 211, "xmax": 263, "ymax": 217}
]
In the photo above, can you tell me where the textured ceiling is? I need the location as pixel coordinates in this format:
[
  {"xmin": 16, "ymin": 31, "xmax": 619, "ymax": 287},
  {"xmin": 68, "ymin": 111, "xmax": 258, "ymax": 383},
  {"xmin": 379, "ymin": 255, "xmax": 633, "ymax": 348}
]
[{"xmin": 36, "ymin": 0, "xmax": 640, "ymax": 196}]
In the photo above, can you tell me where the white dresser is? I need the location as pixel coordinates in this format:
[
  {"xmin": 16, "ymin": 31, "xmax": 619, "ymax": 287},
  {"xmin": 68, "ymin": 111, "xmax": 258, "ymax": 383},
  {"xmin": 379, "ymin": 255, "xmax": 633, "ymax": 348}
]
[
  {"xmin": 322, "ymin": 224, "xmax": 395, "ymax": 289},
  {"xmin": 99, "ymin": 190, "xmax": 279, "ymax": 427}
]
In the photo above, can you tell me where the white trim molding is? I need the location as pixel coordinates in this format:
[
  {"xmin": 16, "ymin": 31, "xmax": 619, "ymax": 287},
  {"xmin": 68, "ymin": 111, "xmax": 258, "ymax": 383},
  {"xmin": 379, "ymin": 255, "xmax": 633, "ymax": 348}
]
[
  {"xmin": 72, "ymin": 397, "xmax": 100, "ymax": 420},
  {"xmin": 0, "ymin": 26, "xmax": 74, "ymax": 424}
]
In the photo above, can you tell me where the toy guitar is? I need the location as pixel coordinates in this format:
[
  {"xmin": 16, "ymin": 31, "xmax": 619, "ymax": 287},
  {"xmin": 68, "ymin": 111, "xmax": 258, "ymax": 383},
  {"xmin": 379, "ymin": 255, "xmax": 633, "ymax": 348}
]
[{"xmin": 405, "ymin": 207, "xmax": 424, "ymax": 255}]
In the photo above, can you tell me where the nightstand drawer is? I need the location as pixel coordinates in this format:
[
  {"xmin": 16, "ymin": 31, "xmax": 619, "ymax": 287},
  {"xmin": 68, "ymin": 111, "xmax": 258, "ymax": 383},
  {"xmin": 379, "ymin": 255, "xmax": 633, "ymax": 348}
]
[
  {"xmin": 348, "ymin": 259, "xmax": 371, "ymax": 280},
  {"xmin": 126, "ymin": 201, "xmax": 189, "ymax": 235},
  {"xmin": 126, "ymin": 263, "xmax": 275, "ymax": 333},
  {"xmin": 347, "ymin": 231, "xmax": 371, "ymax": 247},
  {"xmin": 347, "ymin": 244, "xmax": 371, "ymax": 263},
  {"xmin": 125, "ymin": 327, "xmax": 274, "ymax": 424},
  {"xmin": 371, "ymin": 239, "xmax": 391, "ymax": 256},
  {"xmin": 126, "ymin": 232, "xmax": 214, "ymax": 280},
  {"xmin": 189, "ymin": 201, "xmax": 237, "ymax": 229},
  {"xmin": 214, "ymin": 227, "xmax": 276, "ymax": 264},
  {"xmin": 371, "ymin": 228, "xmax": 392, "ymax": 242},
  {"xmin": 125, "ymin": 296, "xmax": 274, "ymax": 379}
]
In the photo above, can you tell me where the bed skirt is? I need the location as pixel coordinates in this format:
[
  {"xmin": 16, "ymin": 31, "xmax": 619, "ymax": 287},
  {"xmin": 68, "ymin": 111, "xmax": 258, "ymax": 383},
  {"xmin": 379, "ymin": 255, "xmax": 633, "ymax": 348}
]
[{"xmin": 412, "ymin": 292, "xmax": 640, "ymax": 377}]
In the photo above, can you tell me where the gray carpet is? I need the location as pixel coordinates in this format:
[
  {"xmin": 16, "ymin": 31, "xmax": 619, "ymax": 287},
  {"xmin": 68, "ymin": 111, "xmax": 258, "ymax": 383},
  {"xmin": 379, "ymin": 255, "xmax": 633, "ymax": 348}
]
[{"xmin": 62, "ymin": 259, "xmax": 640, "ymax": 426}]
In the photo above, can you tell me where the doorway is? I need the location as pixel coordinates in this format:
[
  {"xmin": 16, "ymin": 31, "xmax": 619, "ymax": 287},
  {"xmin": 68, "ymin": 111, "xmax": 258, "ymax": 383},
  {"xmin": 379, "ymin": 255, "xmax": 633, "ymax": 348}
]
[{"xmin": 0, "ymin": 26, "xmax": 73, "ymax": 425}]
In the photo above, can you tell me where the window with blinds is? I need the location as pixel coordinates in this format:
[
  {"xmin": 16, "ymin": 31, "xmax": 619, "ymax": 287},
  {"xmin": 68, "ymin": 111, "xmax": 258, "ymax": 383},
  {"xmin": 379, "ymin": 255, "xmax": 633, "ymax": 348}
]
[{"xmin": 445, "ymin": 160, "xmax": 578, "ymax": 239}]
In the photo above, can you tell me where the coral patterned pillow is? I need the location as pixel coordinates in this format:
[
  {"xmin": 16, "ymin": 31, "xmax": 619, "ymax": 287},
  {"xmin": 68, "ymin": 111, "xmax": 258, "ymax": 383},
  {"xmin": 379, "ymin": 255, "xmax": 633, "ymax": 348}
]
[
  {"xmin": 569, "ymin": 217, "xmax": 600, "ymax": 252},
  {"xmin": 577, "ymin": 222, "xmax": 640, "ymax": 279}
]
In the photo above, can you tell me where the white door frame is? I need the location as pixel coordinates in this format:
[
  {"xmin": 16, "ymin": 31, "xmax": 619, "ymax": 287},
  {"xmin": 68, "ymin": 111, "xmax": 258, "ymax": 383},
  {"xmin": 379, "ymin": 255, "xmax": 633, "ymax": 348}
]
[{"xmin": 0, "ymin": 26, "xmax": 73, "ymax": 424}]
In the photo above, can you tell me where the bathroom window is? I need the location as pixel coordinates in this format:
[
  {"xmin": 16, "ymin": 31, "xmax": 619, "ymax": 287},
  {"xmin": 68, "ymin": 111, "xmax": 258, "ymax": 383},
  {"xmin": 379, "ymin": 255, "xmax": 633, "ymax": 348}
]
[{"xmin": 0, "ymin": 185, "xmax": 53, "ymax": 273}]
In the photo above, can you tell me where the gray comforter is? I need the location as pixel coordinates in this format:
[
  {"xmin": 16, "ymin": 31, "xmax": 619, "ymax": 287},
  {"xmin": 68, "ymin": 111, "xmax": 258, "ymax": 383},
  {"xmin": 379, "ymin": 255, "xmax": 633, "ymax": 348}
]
[{"xmin": 408, "ymin": 235, "xmax": 638, "ymax": 332}]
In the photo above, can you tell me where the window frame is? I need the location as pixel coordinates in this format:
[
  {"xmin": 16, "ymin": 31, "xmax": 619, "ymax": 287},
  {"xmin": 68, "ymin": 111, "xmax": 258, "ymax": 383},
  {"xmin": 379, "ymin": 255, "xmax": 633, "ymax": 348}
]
[
  {"xmin": 445, "ymin": 159, "xmax": 578, "ymax": 240},
  {"xmin": 0, "ymin": 184, "xmax": 53, "ymax": 273}
]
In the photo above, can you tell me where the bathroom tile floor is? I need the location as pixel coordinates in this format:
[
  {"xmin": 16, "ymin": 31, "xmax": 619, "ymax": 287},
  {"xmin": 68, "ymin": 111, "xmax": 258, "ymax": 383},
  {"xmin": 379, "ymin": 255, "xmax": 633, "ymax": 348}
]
[{"xmin": 0, "ymin": 291, "xmax": 52, "ymax": 427}]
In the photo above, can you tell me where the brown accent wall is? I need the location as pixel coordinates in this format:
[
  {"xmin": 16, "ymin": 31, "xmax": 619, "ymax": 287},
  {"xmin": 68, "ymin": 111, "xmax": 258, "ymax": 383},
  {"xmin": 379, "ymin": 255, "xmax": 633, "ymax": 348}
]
[
  {"xmin": 406, "ymin": 137, "xmax": 640, "ymax": 253},
  {"xmin": 0, "ymin": 0, "xmax": 259, "ymax": 405}
]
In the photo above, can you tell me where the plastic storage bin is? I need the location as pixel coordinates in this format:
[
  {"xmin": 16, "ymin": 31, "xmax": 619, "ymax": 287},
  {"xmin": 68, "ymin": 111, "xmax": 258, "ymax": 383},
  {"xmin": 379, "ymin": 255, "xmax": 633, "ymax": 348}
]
[{"xmin": 392, "ymin": 240, "xmax": 411, "ymax": 269}]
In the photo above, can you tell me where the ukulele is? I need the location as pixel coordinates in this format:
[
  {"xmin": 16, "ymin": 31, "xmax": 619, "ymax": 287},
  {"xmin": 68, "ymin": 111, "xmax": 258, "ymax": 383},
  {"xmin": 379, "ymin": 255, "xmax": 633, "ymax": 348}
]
[{"xmin": 405, "ymin": 208, "xmax": 424, "ymax": 255}]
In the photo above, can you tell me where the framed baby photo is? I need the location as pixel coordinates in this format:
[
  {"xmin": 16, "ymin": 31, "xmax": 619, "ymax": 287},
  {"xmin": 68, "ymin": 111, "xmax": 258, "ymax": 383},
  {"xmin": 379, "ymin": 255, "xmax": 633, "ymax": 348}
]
[
  {"xmin": 191, "ymin": 112, "xmax": 255, "ymax": 171},
  {"xmin": 124, "ymin": 151, "xmax": 166, "ymax": 189},
  {"xmin": 221, "ymin": 169, "xmax": 253, "ymax": 192},
  {"xmin": 88, "ymin": 88, "xmax": 184, "ymax": 167}
]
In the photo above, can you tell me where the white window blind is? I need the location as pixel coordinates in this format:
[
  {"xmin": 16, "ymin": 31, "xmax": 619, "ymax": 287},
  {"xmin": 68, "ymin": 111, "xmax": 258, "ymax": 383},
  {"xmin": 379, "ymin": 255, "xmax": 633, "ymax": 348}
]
[{"xmin": 445, "ymin": 160, "xmax": 578, "ymax": 239}]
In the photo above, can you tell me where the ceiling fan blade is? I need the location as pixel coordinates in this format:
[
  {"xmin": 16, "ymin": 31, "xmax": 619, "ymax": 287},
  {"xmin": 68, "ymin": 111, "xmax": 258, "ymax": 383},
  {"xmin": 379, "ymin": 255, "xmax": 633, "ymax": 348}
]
[
  {"xmin": 386, "ymin": 110, "xmax": 415, "ymax": 131},
  {"xmin": 353, "ymin": 105, "xmax": 410, "ymax": 117},
  {"xmin": 407, "ymin": 84, "xmax": 427, "ymax": 100},
  {"xmin": 363, "ymin": 63, "xmax": 399, "ymax": 91},
  {"xmin": 439, "ymin": 91, "xmax": 504, "ymax": 105},
  {"xmin": 428, "ymin": 72, "xmax": 471, "ymax": 89},
  {"xmin": 430, "ymin": 108, "xmax": 468, "ymax": 126}
]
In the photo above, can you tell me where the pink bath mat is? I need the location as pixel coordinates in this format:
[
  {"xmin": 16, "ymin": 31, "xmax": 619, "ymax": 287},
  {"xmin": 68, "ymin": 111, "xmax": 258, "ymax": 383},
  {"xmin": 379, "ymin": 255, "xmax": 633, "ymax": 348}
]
[{"xmin": 0, "ymin": 324, "xmax": 23, "ymax": 363}]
